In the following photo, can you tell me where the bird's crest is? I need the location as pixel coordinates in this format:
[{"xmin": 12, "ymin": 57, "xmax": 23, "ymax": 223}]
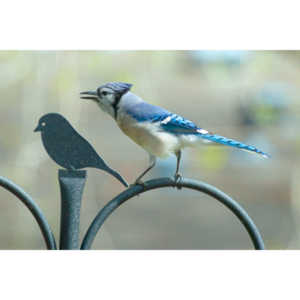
[{"xmin": 102, "ymin": 82, "xmax": 132, "ymax": 95}]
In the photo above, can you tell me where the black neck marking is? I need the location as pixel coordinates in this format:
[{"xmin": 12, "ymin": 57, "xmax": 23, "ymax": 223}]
[{"xmin": 112, "ymin": 94, "xmax": 122, "ymax": 119}]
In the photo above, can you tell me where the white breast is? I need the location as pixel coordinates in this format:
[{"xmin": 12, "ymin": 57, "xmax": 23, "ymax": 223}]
[{"xmin": 117, "ymin": 111, "xmax": 181, "ymax": 158}]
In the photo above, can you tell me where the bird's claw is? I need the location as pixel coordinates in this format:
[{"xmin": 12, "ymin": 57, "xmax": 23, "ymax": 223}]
[
  {"xmin": 174, "ymin": 173, "xmax": 183, "ymax": 189},
  {"xmin": 129, "ymin": 179, "xmax": 147, "ymax": 189}
]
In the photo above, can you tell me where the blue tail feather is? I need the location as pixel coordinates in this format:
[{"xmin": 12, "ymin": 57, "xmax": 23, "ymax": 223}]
[{"xmin": 198, "ymin": 133, "xmax": 270, "ymax": 158}]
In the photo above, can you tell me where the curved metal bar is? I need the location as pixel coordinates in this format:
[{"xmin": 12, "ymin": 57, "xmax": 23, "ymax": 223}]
[
  {"xmin": 0, "ymin": 176, "xmax": 57, "ymax": 250},
  {"xmin": 81, "ymin": 177, "xmax": 265, "ymax": 250}
]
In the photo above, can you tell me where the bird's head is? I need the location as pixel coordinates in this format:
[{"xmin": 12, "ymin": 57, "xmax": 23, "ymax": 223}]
[
  {"xmin": 34, "ymin": 113, "xmax": 70, "ymax": 133},
  {"xmin": 80, "ymin": 82, "xmax": 132, "ymax": 118}
]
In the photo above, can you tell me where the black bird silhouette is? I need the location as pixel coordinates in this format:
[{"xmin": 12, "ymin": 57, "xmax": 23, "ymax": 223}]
[{"xmin": 34, "ymin": 113, "xmax": 128, "ymax": 187}]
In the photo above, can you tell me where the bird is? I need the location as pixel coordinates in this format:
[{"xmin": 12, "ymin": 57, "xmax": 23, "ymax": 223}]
[
  {"xmin": 34, "ymin": 113, "xmax": 128, "ymax": 187},
  {"xmin": 80, "ymin": 82, "xmax": 270, "ymax": 185}
]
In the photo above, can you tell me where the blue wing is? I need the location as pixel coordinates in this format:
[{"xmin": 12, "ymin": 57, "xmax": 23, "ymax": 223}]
[
  {"xmin": 124, "ymin": 102, "xmax": 171, "ymax": 122},
  {"xmin": 124, "ymin": 102, "xmax": 204, "ymax": 134},
  {"xmin": 124, "ymin": 101, "xmax": 198, "ymax": 131},
  {"xmin": 159, "ymin": 114, "xmax": 200, "ymax": 134}
]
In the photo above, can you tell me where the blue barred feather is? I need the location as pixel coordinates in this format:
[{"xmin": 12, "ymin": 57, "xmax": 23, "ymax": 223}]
[{"xmin": 196, "ymin": 133, "xmax": 270, "ymax": 158}]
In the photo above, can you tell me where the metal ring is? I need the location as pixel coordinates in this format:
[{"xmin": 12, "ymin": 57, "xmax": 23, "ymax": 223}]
[
  {"xmin": 81, "ymin": 177, "xmax": 265, "ymax": 250},
  {"xmin": 0, "ymin": 176, "xmax": 57, "ymax": 250}
]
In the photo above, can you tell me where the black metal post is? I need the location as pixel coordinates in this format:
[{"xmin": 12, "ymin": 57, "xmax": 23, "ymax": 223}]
[{"xmin": 58, "ymin": 170, "xmax": 86, "ymax": 249}]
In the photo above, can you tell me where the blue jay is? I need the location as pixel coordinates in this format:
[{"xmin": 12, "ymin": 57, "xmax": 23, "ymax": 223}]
[{"xmin": 80, "ymin": 82, "xmax": 269, "ymax": 185}]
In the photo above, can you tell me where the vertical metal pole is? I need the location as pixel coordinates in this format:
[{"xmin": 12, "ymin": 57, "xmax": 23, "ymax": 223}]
[{"xmin": 58, "ymin": 169, "xmax": 87, "ymax": 249}]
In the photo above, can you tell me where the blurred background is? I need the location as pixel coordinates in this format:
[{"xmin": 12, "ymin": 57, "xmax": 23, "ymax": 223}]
[{"xmin": 0, "ymin": 50, "xmax": 299, "ymax": 249}]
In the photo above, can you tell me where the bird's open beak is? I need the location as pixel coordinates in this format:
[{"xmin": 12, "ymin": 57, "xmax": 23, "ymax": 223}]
[
  {"xmin": 80, "ymin": 90, "xmax": 98, "ymax": 101},
  {"xmin": 34, "ymin": 124, "xmax": 41, "ymax": 132}
]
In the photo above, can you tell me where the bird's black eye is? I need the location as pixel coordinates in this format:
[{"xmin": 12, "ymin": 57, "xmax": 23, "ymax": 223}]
[
  {"xmin": 102, "ymin": 91, "xmax": 108, "ymax": 96},
  {"xmin": 41, "ymin": 122, "xmax": 46, "ymax": 127}
]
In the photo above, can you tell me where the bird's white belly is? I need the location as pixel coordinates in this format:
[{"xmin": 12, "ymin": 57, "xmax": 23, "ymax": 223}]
[{"xmin": 117, "ymin": 115, "xmax": 180, "ymax": 158}]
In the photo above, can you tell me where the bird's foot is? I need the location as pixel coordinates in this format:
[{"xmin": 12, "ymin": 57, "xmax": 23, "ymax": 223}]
[
  {"xmin": 174, "ymin": 173, "xmax": 183, "ymax": 189},
  {"xmin": 129, "ymin": 179, "xmax": 147, "ymax": 189}
]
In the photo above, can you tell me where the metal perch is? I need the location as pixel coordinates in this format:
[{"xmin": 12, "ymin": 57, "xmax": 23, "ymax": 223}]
[{"xmin": 81, "ymin": 177, "xmax": 265, "ymax": 250}]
